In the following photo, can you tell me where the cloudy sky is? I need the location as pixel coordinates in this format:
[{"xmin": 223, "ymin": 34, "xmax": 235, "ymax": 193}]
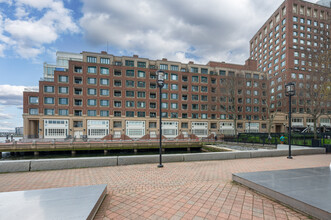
[{"xmin": 0, "ymin": 0, "xmax": 317, "ymax": 131}]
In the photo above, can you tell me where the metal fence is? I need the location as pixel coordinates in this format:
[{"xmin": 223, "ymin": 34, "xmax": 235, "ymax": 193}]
[{"xmin": 222, "ymin": 132, "xmax": 331, "ymax": 148}]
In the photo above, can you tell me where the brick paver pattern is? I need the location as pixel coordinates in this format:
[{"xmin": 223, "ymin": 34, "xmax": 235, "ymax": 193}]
[{"xmin": 0, "ymin": 154, "xmax": 330, "ymax": 219}]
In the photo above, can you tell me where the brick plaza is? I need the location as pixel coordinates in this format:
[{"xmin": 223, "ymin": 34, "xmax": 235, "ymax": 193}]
[{"xmin": 0, "ymin": 154, "xmax": 330, "ymax": 219}]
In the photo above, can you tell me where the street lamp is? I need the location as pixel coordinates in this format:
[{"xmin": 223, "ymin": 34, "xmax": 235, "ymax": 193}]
[
  {"xmin": 156, "ymin": 70, "xmax": 165, "ymax": 168},
  {"xmin": 285, "ymin": 82, "xmax": 295, "ymax": 159}
]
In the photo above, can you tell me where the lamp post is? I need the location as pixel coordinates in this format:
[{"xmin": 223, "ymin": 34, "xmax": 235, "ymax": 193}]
[
  {"xmin": 285, "ymin": 82, "xmax": 295, "ymax": 159},
  {"xmin": 156, "ymin": 70, "xmax": 165, "ymax": 168}
]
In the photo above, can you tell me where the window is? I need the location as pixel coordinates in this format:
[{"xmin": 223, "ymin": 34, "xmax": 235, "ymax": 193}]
[
  {"xmin": 190, "ymin": 67, "xmax": 198, "ymax": 73},
  {"xmin": 59, "ymin": 109, "xmax": 68, "ymax": 116},
  {"xmin": 125, "ymin": 60, "xmax": 134, "ymax": 67},
  {"xmin": 137, "ymin": 112, "xmax": 145, "ymax": 117},
  {"xmin": 59, "ymin": 98, "xmax": 68, "ymax": 105},
  {"xmin": 88, "ymin": 78, "xmax": 96, "ymax": 84},
  {"xmin": 171, "ymin": 93, "xmax": 178, "ymax": 100},
  {"xmin": 44, "ymin": 109, "xmax": 54, "ymax": 115},
  {"xmin": 74, "ymin": 77, "xmax": 82, "ymax": 84},
  {"xmin": 126, "ymin": 80, "xmax": 135, "ymax": 87},
  {"xmin": 114, "ymin": 101, "xmax": 122, "ymax": 107},
  {"xmin": 126, "ymin": 70, "xmax": 135, "ymax": 77},
  {"xmin": 87, "ymin": 88, "xmax": 96, "ymax": 95},
  {"xmin": 44, "ymin": 97, "xmax": 54, "ymax": 104},
  {"xmin": 87, "ymin": 66, "xmax": 97, "ymax": 74},
  {"xmin": 192, "ymin": 76, "xmax": 199, "ymax": 82},
  {"xmin": 100, "ymin": 89, "xmax": 109, "ymax": 96},
  {"xmin": 44, "ymin": 86, "xmax": 54, "ymax": 93},
  {"xmin": 171, "ymin": 84, "xmax": 178, "ymax": 90},
  {"xmin": 161, "ymin": 103, "xmax": 168, "ymax": 109},
  {"xmin": 171, "ymin": 73, "xmax": 178, "ymax": 80},
  {"xmin": 29, "ymin": 96, "xmax": 38, "ymax": 104},
  {"xmin": 171, "ymin": 103, "xmax": 178, "ymax": 109},
  {"xmin": 137, "ymin": 62, "xmax": 146, "ymax": 68},
  {"xmin": 114, "ymin": 70, "xmax": 122, "ymax": 76},
  {"xmin": 100, "ymin": 58, "xmax": 110, "ymax": 64},
  {"xmin": 58, "ymin": 75, "xmax": 68, "ymax": 83},
  {"xmin": 100, "ymin": 78, "xmax": 109, "ymax": 85},
  {"xmin": 138, "ymin": 71, "xmax": 145, "ymax": 78},
  {"xmin": 137, "ymin": 91, "xmax": 145, "ymax": 98},
  {"xmin": 74, "ymin": 110, "xmax": 82, "ymax": 116},
  {"xmin": 201, "ymin": 76, "xmax": 208, "ymax": 83},
  {"xmin": 74, "ymin": 66, "xmax": 82, "ymax": 73},
  {"xmin": 87, "ymin": 110, "xmax": 97, "ymax": 116},
  {"xmin": 159, "ymin": 64, "xmax": 168, "ymax": 70},
  {"xmin": 88, "ymin": 99, "xmax": 97, "ymax": 106},
  {"xmin": 150, "ymin": 102, "xmax": 156, "ymax": 108},
  {"xmin": 100, "ymin": 67, "xmax": 109, "ymax": 75},
  {"xmin": 201, "ymin": 68, "xmax": 208, "ymax": 74},
  {"xmin": 201, "ymin": 86, "xmax": 207, "ymax": 92},
  {"xmin": 58, "ymin": 87, "xmax": 68, "ymax": 94},
  {"xmin": 170, "ymin": 65, "xmax": 179, "ymax": 71},
  {"xmin": 192, "ymin": 86, "xmax": 199, "ymax": 92},
  {"xmin": 126, "ymin": 91, "xmax": 134, "ymax": 97},
  {"xmin": 29, "ymin": 108, "xmax": 38, "ymax": 115},
  {"xmin": 100, "ymin": 110, "xmax": 109, "ymax": 117},
  {"xmin": 87, "ymin": 56, "xmax": 97, "ymax": 63},
  {"xmin": 137, "ymin": 81, "xmax": 145, "ymax": 88},
  {"xmin": 220, "ymin": 70, "xmax": 226, "ymax": 76},
  {"xmin": 126, "ymin": 111, "xmax": 134, "ymax": 117},
  {"xmin": 137, "ymin": 101, "xmax": 145, "ymax": 108},
  {"xmin": 100, "ymin": 100, "xmax": 109, "ymax": 106}
]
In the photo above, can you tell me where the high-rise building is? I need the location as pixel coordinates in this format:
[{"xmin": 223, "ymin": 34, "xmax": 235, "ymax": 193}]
[{"xmin": 249, "ymin": 0, "xmax": 330, "ymax": 132}]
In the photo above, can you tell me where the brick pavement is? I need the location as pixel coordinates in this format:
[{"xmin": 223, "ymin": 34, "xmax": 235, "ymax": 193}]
[{"xmin": 0, "ymin": 154, "xmax": 330, "ymax": 219}]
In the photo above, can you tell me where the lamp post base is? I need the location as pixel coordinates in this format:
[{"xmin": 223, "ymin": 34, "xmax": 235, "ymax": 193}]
[
  {"xmin": 157, "ymin": 164, "xmax": 164, "ymax": 168},
  {"xmin": 287, "ymin": 156, "xmax": 293, "ymax": 159}
]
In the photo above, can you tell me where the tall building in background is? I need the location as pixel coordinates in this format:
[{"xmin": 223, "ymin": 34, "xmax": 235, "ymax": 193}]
[{"xmin": 249, "ymin": 0, "xmax": 330, "ymax": 132}]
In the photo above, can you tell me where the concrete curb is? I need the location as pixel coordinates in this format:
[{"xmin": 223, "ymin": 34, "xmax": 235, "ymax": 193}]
[
  {"xmin": 0, "ymin": 147, "xmax": 326, "ymax": 173},
  {"xmin": 0, "ymin": 160, "xmax": 30, "ymax": 173}
]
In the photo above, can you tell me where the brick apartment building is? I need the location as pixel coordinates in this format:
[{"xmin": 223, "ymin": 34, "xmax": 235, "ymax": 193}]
[
  {"xmin": 23, "ymin": 0, "xmax": 331, "ymax": 140},
  {"xmin": 249, "ymin": 0, "xmax": 331, "ymax": 133},
  {"xmin": 23, "ymin": 51, "xmax": 270, "ymax": 139}
]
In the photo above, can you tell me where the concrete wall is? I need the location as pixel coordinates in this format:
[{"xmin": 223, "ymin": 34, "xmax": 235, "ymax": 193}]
[{"xmin": 0, "ymin": 147, "xmax": 325, "ymax": 173}]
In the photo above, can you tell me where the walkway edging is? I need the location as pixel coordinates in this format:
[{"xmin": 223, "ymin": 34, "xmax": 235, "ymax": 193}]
[{"xmin": 0, "ymin": 147, "xmax": 325, "ymax": 173}]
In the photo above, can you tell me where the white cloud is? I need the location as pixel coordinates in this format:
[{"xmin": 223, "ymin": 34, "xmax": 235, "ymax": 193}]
[
  {"xmin": 0, "ymin": 84, "xmax": 37, "ymax": 106},
  {"xmin": 0, "ymin": 0, "xmax": 79, "ymax": 59},
  {"xmin": 80, "ymin": 0, "xmax": 288, "ymax": 64}
]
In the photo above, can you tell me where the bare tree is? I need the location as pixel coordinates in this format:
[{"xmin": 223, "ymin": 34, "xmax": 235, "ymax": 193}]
[
  {"xmin": 300, "ymin": 21, "xmax": 331, "ymax": 139},
  {"xmin": 215, "ymin": 72, "xmax": 244, "ymax": 137}
]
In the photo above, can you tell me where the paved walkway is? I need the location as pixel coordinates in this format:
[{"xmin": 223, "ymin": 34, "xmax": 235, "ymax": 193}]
[{"xmin": 0, "ymin": 154, "xmax": 330, "ymax": 220}]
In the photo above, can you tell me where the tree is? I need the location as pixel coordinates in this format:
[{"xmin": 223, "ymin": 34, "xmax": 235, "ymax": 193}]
[
  {"xmin": 300, "ymin": 19, "xmax": 331, "ymax": 139},
  {"xmin": 215, "ymin": 72, "xmax": 243, "ymax": 137}
]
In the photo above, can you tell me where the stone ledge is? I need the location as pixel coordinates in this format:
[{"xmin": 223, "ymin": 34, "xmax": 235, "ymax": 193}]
[
  {"xmin": 0, "ymin": 160, "xmax": 30, "ymax": 172},
  {"xmin": 0, "ymin": 147, "xmax": 325, "ymax": 173}
]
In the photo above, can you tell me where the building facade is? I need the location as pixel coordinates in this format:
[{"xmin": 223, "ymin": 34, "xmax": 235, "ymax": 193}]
[
  {"xmin": 23, "ymin": 51, "xmax": 269, "ymax": 139},
  {"xmin": 249, "ymin": 0, "xmax": 331, "ymax": 132},
  {"xmin": 23, "ymin": 0, "xmax": 331, "ymax": 140}
]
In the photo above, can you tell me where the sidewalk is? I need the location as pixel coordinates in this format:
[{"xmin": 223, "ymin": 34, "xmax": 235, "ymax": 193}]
[{"xmin": 0, "ymin": 154, "xmax": 330, "ymax": 219}]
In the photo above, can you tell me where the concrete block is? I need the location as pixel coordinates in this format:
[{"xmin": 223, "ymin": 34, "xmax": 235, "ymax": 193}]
[
  {"xmin": 234, "ymin": 151, "xmax": 251, "ymax": 159},
  {"xmin": 0, "ymin": 160, "xmax": 30, "ymax": 173},
  {"xmin": 292, "ymin": 148, "xmax": 325, "ymax": 156},
  {"xmin": 183, "ymin": 152, "xmax": 236, "ymax": 162},
  {"xmin": 162, "ymin": 154, "xmax": 184, "ymax": 163},
  {"xmin": 250, "ymin": 150, "xmax": 287, "ymax": 158},
  {"xmin": 118, "ymin": 155, "xmax": 159, "ymax": 165},
  {"xmin": 30, "ymin": 157, "xmax": 118, "ymax": 171}
]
